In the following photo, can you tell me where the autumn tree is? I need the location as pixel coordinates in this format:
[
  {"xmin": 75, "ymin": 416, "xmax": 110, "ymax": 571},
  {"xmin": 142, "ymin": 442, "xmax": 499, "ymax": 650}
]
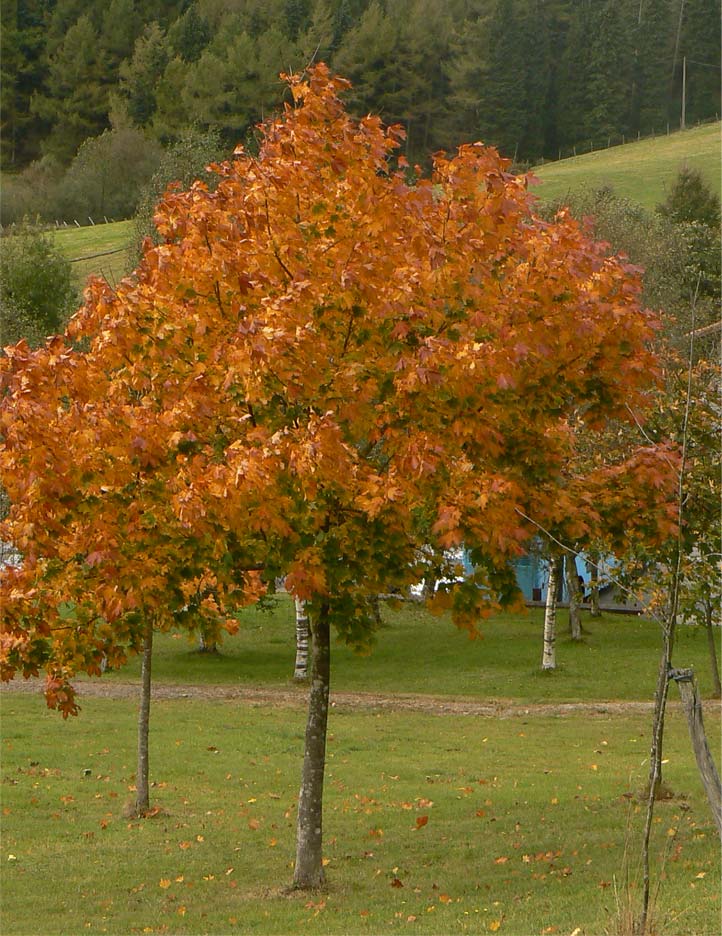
[{"xmin": 1, "ymin": 65, "xmax": 675, "ymax": 887}]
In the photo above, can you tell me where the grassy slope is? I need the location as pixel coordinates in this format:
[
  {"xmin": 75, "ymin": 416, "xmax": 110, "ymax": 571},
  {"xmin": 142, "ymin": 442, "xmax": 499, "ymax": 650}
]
[
  {"xmin": 53, "ymin": 218, "xmax": 134, "ymax": 292},
  {"xmin": 533, "ymin": 122, "xmax": 721, "ymax": 210},
  {"xmin": 2, "ymin": 694, "xmax": 719, "ymax": 935}
]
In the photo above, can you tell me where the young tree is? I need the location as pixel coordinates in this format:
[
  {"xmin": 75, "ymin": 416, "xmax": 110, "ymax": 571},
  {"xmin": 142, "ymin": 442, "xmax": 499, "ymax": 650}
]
[{"xmin": 1, "ymin": 65, "xmax": 675, "ymax": 888}]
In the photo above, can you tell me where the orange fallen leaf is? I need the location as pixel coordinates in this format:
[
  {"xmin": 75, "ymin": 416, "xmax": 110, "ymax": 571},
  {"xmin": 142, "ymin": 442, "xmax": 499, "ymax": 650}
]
[
  {"xmin": 489, "ymin": 920, "xmax": 502, "ymax": 932},
  {"xmin": 179, "ymin": 841, "xmax": 191, "ymax": 850},
  {"xmin": 159, "ymin": 879, "xmax": 171, "ymax": 889},
  {"xmin": 414, "ymin": 815, "xmax": 429, "ymax": 830},
  {"xmin": 439, "ymin": 893, "xmax": 452, "ymax": 903},
  {"xmin": 494, "ymin": 856, "xmax": 509, "ymax": 864},
  {"xmin": 390, "ymin": 877, "xmax": 403, "ymax": 888},
  {"xmin": 248, "ymin": 818, "xmax": 260, "ymax": 830}
]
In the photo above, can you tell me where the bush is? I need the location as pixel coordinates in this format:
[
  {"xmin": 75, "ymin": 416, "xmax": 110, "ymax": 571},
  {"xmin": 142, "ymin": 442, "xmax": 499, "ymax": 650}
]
[
  {"xmin": 0, "ymin": 223, "xmax": 77, "ymax": 347},
  {"xmin": 54, "ymin": 127, "xmax": 163, "ymax": 223},
  {"xmin": 0, "ymin": 156, "xmax": 65, "ymax": 226}
]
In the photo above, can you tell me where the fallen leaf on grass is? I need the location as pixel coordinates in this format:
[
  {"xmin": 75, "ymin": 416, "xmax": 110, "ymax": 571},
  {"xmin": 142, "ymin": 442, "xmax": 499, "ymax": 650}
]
[
  {"xmin": 489, "ymin": 919, "xmax": 502, "ymax": 932},
  {"xmin": 390, "ymin": 878, "xmax": 403, "ymax": 888},
  {"xmin": 494, "ymin": 856, "xmax": 509, "ymax": 864},
  {"xmin": 414, "ymin": 815, "xmax": 429, "ymax": 830},
  {"xmin": 439, "ymin": 893, "xmax": 452, "ymax": 903},
  {"xmin": 159, "ymin": 879, "xmax": 171, "ymax": 889}
]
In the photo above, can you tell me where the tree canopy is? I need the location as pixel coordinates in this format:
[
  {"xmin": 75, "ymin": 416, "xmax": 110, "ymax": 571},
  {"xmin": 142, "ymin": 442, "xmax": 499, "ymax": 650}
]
[{"xmin": 0, "ymin": 65, "xmax": 677, "ymax": 717}]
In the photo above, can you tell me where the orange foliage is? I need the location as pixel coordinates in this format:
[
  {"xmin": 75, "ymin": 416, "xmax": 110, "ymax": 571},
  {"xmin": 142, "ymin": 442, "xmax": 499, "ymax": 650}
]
[{"xmin": 0, "ymin": 66, "xmax": 675, "ymax": 712}]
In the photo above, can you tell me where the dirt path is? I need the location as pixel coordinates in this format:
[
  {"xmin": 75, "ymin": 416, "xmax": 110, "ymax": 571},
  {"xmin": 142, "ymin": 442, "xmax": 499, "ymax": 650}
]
[{"xmin": 3, "ymin": 677, "xmax": 716, "ymax": 719}]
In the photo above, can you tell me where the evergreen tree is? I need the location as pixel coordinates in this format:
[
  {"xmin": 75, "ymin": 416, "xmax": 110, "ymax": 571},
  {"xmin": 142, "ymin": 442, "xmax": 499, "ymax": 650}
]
[
  {"xmin": 152, "ymin": 56, "xmax": 192, "ymax": 142},
  {"xmin": 0, "ymin": 0, "xmax": 51, "ymax": 167},
  {"xmin": 32, "ymin": 14, "xmax": 110, "ymax": 163},
  {"xmin": 167, "ymin": 2, "xmax": 211, "ymax": 62},
  {"xmin": 475, "ymin": 0, "xmax": 528, "ymax": 159},
  {"xmin": 99, "ymin": 0, "xmax": 142, "ymax": 74},
  {"xmin": 556, "ymin": 1, "xmax": 594, "ymax": 148},
  {"xmin": 678, "ymin": 0, "xmax": 722, "ymax": 125},
  {"xmin": 632, "ymin": 0, "xmax": 675, "ymax": 135},
  {"xmin": 586, "ymin": 0, "xmax": 634, "ymax": 141},
  {"xmin": 116, "ymin": 22, "xmax": 170, "ymax": 127}
]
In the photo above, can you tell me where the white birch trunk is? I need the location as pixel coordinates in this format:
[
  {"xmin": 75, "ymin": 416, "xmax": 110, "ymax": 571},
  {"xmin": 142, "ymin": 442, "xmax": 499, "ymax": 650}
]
[
  {"xmin": 542, "ymin": 557, "xmax": 560, "ymax": 670},
  {"xmin": 294, "ymin": 599, "xmax": 310, "ymax": 681}
]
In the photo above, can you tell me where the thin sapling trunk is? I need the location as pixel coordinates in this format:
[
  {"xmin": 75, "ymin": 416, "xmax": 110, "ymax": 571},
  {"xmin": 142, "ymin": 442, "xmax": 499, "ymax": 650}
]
[
  {"xmin": 293, "ymin": 602, "xmax": 331, "ymax": 888},
  {"xmin": 587, "ymin": 555, "xmax": 601, "ymax": 617},
  {"xmin": 135, "ymin": 617, "xmax": 153, "ymax": 815}
]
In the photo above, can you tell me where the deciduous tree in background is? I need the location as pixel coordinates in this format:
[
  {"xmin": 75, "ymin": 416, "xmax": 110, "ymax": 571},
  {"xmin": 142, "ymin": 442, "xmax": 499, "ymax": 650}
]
[{"xmin": 1, "ymin": 65, "xmax": 676, "ymax": 888}]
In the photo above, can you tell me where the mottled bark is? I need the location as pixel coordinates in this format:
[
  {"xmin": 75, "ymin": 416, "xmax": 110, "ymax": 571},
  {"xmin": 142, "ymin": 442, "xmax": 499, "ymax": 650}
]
[
  {"xmin": 670, "ymin": 668, "xmax": 722, "ymax": 836},
  {"xmin": 294, "ymin": 599, "xmax": 310, "ymax": 681},
  {"xmin": 565, "ymin": 554, "xmax": 583, "ymax": 641},
  {"xmin": 542, "ymin": 557, "xmax": 560, "ymax": 670},
  {"xmin": 135, "ymin": 618, "xmax": 153, "ymax": 815},
  {"xmin": 293, "ymin": 602, "xmax": 331, "ymax": 889},
  {"xmin": 703, "ymin": 603, "xmax": 721, "ymax": 699}
]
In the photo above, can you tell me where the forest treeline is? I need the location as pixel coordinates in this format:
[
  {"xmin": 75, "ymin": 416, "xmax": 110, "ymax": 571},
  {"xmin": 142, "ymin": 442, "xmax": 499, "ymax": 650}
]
[{"xmin": 2, "ymin": 0, "xmax": 720, "ymax": 185}]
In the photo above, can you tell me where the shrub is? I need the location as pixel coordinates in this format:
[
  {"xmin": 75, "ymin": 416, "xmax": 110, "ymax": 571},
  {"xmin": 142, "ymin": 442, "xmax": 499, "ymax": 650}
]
[
  {"xmin": 0, "ymin": 223, "xmax": 77, "ymax": 347},
  {"xmin": 54, "ymin": 127, "xmax": 163, "ymax": 223}
]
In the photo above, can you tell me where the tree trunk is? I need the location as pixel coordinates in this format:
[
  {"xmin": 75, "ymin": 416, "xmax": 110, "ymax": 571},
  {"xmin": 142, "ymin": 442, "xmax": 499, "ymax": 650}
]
[
  {"xmin": 670, "ymin": 668, "xmax": 722, "ymax": 836},
  {"xmin": 542, "ymin": 557, "xmax": 560, "ymax": 670},
  {"xmin": 704, "ymin": 602, "xmax": 721, "ymax": 699},
  {"xmin": 587, "ymin": 556, "xmax": 601, "ymax": 617},
  {"xmin": 198, "ymin": 630, "xmax": 218, "ymax": 653},
  {"xmin": 565, "ymin": 554, "xmax": 583, "ymax": 641},
  {"xmin": 293, "ymin": 602, "xmax": 331, "ymax": 889},
  {"xmin": 135, "ymin": 618, "xmax": 153, "ymax": 815},
  {"xmin": 294, "ymin": 599, "xmax": 310, "ymax": 681}
]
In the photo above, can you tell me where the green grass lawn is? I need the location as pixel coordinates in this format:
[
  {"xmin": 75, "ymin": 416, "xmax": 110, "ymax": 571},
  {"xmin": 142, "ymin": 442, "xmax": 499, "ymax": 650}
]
[
  {"xmin": 533, "ymin": 122, "xmax": 721, "ymax": 210},
  {"xmin": 1, "ymin": 695, "xmax": 719, "ymax": 935},
  {"xmin": 53, "ymin": 219, "xmax": 134, "ymax": 292},
  {"xmin": 97, "ymin": 597, "xmax": 720, "ymax": 704}
]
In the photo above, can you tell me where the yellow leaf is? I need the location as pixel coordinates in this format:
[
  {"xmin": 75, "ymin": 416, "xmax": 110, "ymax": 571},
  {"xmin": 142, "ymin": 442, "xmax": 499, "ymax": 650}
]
[
  {"xmin": 439, "ymin": 893, "xmax": 452, "ymax": 903},
  {"xmin": 489, "ymin": 920, "xmax": 502, "ymax": 932},
  {"xmin": 159, "ymin": 879, "xmax": 171, "ymax": 889},
  {"xmin": 177, "ymin": 906, "xmax": 187, "ymax": 916}
]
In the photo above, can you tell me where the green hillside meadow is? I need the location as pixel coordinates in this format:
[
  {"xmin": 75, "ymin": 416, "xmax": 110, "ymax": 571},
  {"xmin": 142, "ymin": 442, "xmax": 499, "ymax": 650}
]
[{"xmin": 533, "ymin": 122, "xmax": 721, "ymax": 210}]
